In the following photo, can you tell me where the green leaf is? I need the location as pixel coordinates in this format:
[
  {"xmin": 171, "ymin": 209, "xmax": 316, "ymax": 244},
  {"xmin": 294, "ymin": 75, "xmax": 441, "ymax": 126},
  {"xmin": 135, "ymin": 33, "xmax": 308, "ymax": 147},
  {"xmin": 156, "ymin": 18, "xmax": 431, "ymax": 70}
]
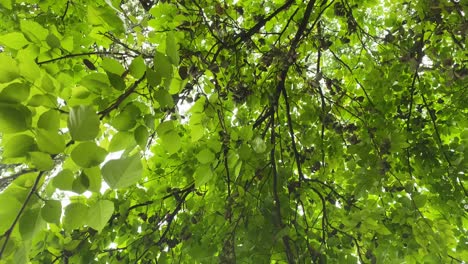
[
  {"xmin": 82, "ymin": 167, "xmax": 102, "ymax": 192},
  {"xmin": 63, "ymin": 203, "xmax": 89, "ymax": 231},
  {"xmin": 252, "ymin": 136, "xmax": 267, "ymax": 153},
  {"xmin": 190, "ymin": 124, "xmax": 204, "ymax": 142},
  {"xmin": 0, "ymin": 32, "xmax": 29, "ymax": 49},
  {"xmin": 37, "ymin": 110, "xmax": 60, "ymax": 131},
  {"xmin": 0, "ymin": 103, "xmax": 32, "ymax": 133},
  {"xmin": 154, "ymin": 51, "xmax": 173, "ymax": 86},
  {"xmin": 196, "ymin": 149, "xmax": 215, "ymax": 164},
  {"xmin": 0, "ymin": 0, "xmax": 12, "ymax": 9},
  {"xmin": 166, "ymin": 32, "xmax": 179, "ymax": 65},
  {"xmin": 86, "ymin": 200, "xmax": 114, "ymax": 232},
  {"xmin": 29, "ymin": 151, "xmax": 54, "ymax": 170},
  {"xmin": 413, "ymin": 194, "xmax": 427, "ymax": 208},
  {"xmin": 20, "ymin": 20, "xmax": 48, "ymax": 43},
  {"xmin": 2, "ymin": 135, "xmax": 36, "ymax": 158},
  {"xmin": 53, "ymin": 169, "xmax": 74, "ymax": 191},
  {"xmin": 134, "ymin": 125, "xmax": 149, "ymax": 148},
  {"xmin": 102, "ymin": 58, "xmax": 126, "ymax": 76},
  {"xmin": 111, "ymin": 106, "xmax": 139, "ymax": 131},
  {"xmin": 19, "ymin": 58, "xmax": 41, "ymax": 82},
  {"xmin": 19, "ymin": 208, "xmax": 45, "ymax": 240},
  {"xmin": 41, "ymin": 200, "xmax": 62, "ymax": 225},
  {"xmin": 0, "ymin": 82, "xmax": 30, "ymax": 103},
  {"xmin": 36, "ymin": 128, "xmax": 66, "ymax": 154},
  {"xmin": 0, "ymin": 194, "xmax": 22, "ymax": 234},
  {"xmin": 72, "ymin": 173, "xmax": 89, "ymax": 194},
  {"xmin": 154, "ymin": 88, "xmax": 174, "ymax": 108},
  {"xmin": 71, "ymin": 141, "xmax": 108, "ymax": 168},
  {"xmin": 109, "ymin": 131, "xmax": 136, "ymax": 152},
  {"xmin": 41, "ymin": 74, "xmax": 56, "ymax": 92},
  {"xmin": 193, "ymin": 165, "xmax": 213, "ymax": 188},
  {"xmin": 129, "ymin": 56, "xmax": 146, "ymax": 78},
  {"xmin": 160, "ymin": 131, "xmax": 181, "ymax": 154},
  {"xmin": 88, "ymin": 5, "xmax": 125, "ymax": 33},
  {"xmin": 79, "ymin": 73, "xmax": 111, "ymax": 94},
  {"xmin": 0, "ymin": 53, "xmax": 19, "ymax": 83},
  {"xmin": 107, "ymin": 72, "xmax": 126, "ymax": 90},
  {"xmin": 68, "ymin": 105, "xmax": 100, "ymax": 141},
  {"xmin": 146, "ymin": 67, "xmax": 160, "ymax": 86},
  {"xmin": 46, "ymin": 33, "xmax": 61, "ymax": 49},
  {"xmin": 102, "ymin": 154, "xmax": 143, "ymax": 189}
]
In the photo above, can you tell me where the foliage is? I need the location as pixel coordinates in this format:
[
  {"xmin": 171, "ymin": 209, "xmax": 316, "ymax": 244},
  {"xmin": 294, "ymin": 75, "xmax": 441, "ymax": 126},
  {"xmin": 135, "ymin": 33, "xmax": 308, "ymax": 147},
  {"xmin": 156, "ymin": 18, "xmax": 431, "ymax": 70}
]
[{"xmin": 0, "ymin": 0, "xmax": 467, "ymax": 263}]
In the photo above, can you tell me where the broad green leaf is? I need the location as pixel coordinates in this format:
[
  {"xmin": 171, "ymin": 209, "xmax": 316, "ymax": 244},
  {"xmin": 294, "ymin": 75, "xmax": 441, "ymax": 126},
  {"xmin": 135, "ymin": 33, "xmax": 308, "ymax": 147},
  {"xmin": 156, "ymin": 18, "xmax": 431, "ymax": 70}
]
[
  {"xmin": 79, "ymin": 73, "xmax": 111, "ymax": 94},
  {"xmin": 252, "ymin": 136, "xmax": 267, "ymax": 153},
  {"xmin": 161, "ymin": 131, "xmax": 181, "ymax": 154},
  {"xmin": 29, "ymin": 151, "xmax": 54, "ymax": 170},
  {"xmin": 190, "ymin": 124, "xmax": 204, "ymax": 142},
  {"xmin": 413, "ymin": 194, "xmax": 427, "ymax": 208},
  {"xmin": 166, "ymin": 32, "xmax": 179, "ymax": 65},
  {"xmin": 3, "ymin": 135, "xmax": 36, "ymax": 158},
  {"xmin": 20, "ymin": 20, "xmax": 48, "ymax": 43},
  {"xmin": 0, "ymin": 0, "xmax": 12, "ymax": 9},
  {"xmin": 0, "ymin": 53, "xmax": 19, "ymax": 82},
  {"xmin": 72, "ymin": 173, "xmax": 89, "ymax": 194},
  {"xmin": 109, "ymin": 131, "xmax": 135, "ymax": 152},
  {"xmin": 27, "ymin": 94, "xmax": 57, "ymax": 107},
  {"xmin": 46, "ymin": 33, "xmax": 61, "ymax": 49},
  {"xmin": 37, "ymin": 110, "xmax": 60, "ymax": 131},
  {"xmin": 146, "ymin": 67, "xmax": 160, "ymax": 86},
  {"xmin": 102, "ymin": 154, "xmax": 143, "ymax": 189},
  {"xmin": 71, "ymin": 141, "xmax": 108, "ymax": 168},
  {"xmin": 86, "ymin": 200, "xmax": 114, "ymax": 232},
  {"xmin": 53, "ymin": 169, "xmax": 74, "ymax": 191},
  {"xmin": 0, "ymin": 103, "xmax": 32, "ymax": 133},
  {"xmin": 193, "ymin": 165, "xmax": 213, "ymax": 188},
  {"xmin": 154, "ymin": 88, "xmax": 174, "ymax": 108},
  {"xmin": 68, "ymin": 105, "xmax": 100, "ymax": 141},
  {"xmin": 41, "ymin": 200, "xmax": 62, "ymax": 225},
  {"xmin": 0, "ymin": 194, "xmax": 22, "ymax": 234},
  {"xmin": 0, "ymin": 32, "xmax": 29, "ymax": 49},
  {"xmin": 196, "ymin": 149, "xmax": 215, "ymax": 164},
  {"xmin": 134, "ymin": 125, "xmax": 149, "ymax": 148},
  {"xmin": 82, "ymin": 167, "xmax": 102, "ymax": 192},
  {"xmin": 102, "ymin": 58, "xmax": 125, "ymax": 76},
  {"xmin": 129, "ymin": 56, "xmax": 146, "ymax": 78},
  {"xmin": 111, "ymin": 113, "xmax": 135, "ymax": 131},
  {"xmin": 41, "ymin": 73, "xmax": 57, "ymax": 93},
  {"xmin": 36, "ymin": 129, "xmax": 66, "ymax": 154},
  {"xmin": 63, "ymin": 203, "xmax": 89, "ymax": 231},
  {"xmin": 19, "ymin": 59, "xmax": 41, "ymax": 82},
  {"xmin": 88, "ymin": 5, "xmax": 125, "ymax": 33},
  {"xmin": 156, "ymin": 120, "xmax": 175, "ymax": 135},
  {"xmin": 111, "ymin": 106, "xmax": 139, "ymax": 131},
  {"xmin": 154, "ymin": 51, "xmax": 173, "ymax": 85},
  {"xmin": 107, "ymin": 72, "xmax": 126, "ymax": 90},
  {"xmin": 0, "ymin": 82, "xmax": 30, "ymax": 103},
  {"xmin": 19, "ymin": 208, "xmax": 45, "ymax": 240}
]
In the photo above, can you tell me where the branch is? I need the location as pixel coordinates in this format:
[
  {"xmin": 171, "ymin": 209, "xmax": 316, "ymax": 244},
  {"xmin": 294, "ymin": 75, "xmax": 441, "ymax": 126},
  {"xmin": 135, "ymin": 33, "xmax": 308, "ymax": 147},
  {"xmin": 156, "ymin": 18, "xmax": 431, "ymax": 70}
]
[
  {"xmin": 270, "ymin": 106, "xmax": 295, "ymax": 263},
  {"xmin": 234, "ymin": 0, "xmax": 295, "ymax": 46},
  {"xmin": 98, "ymin": 74, "xmax": 146, "ymax": 119},
  {"xmin": 36, "ymin": 51, "xmax": 132, "ymax": 65},
  {"xmin": 0, "ymin": 171, "xmax": 44, "ymax": 259}
]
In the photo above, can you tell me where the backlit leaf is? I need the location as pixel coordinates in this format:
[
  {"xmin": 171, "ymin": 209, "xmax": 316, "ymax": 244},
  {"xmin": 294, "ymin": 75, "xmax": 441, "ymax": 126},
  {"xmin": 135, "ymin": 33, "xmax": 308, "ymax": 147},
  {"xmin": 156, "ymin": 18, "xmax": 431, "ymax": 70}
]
[
  {"xmin": 0, "ymin": 103, "xmax": 32, "ymax": 133},
  {"xmin": 71, "ymin": 141, "xmax": 107, "ymax": 168},
  {"xmin": 86, "ymin": 200, "xmax": 114, "ymax": 232},
  {"xmin": 63, "ymin": 203, "xmax": 89, "ymax": 231},
  {"xmin": 102, "ymin": 154, "xmax": 143, "ymax": 189},
  {"xmin": 41, "ymin": 200, "xmax": 62, "ymax": 225},
  {"xmin": 67, "ymin": 105, "xmax": 100, "ymax": 141}
]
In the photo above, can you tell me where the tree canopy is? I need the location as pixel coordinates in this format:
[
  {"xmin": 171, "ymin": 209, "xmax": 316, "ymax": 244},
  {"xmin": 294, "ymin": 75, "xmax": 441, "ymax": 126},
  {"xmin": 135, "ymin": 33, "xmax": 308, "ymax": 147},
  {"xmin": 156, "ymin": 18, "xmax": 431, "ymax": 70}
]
[{"xmin": 0, "ymin": 0, "xmax": 467, "ymax": 263}]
